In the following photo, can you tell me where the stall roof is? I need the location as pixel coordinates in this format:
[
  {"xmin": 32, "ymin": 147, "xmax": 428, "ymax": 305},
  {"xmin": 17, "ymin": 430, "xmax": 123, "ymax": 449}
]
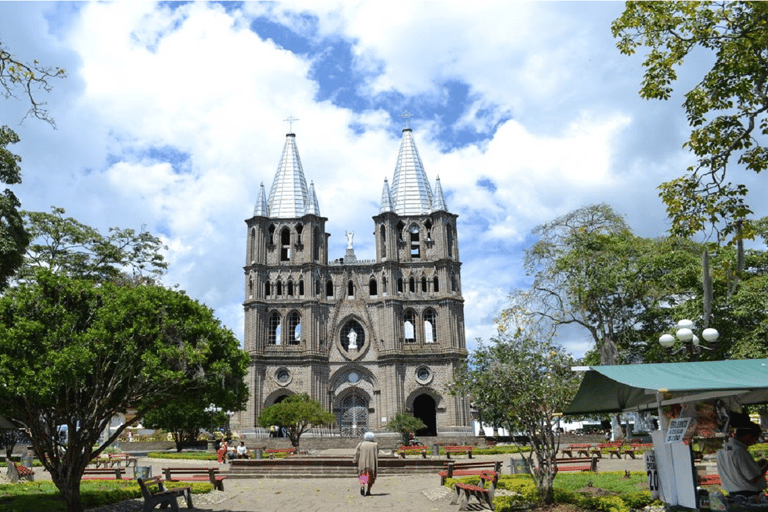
[{"xmin": 564, "ymin": 359, "xmax": 768, "ymax": 415}]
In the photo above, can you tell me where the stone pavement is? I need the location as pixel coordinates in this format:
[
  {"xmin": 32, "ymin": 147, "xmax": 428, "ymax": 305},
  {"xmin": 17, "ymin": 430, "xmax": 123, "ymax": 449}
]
[{"xmin": 34, "ymin": 449, "xmax": 648, "ymax": 512}]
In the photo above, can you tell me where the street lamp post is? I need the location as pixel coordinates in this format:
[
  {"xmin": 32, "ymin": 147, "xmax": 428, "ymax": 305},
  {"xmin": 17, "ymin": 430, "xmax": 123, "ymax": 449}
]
[
  {"xmin": 658, "ymin": 319, "xmax": 719, "ymax": 360},
  {"xmin": 204, "ymin": 403, "xmax": 221, "ymax": 452}
]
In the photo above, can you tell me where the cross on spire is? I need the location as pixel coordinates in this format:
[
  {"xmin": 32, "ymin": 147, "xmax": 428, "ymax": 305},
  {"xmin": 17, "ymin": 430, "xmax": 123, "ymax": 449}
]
[
  {"xmin": 284, "ymin": 115, "xmax": 299, "ymax": 133},
  {"xmin": 400, "ymin": 109, "xmax": 413, "ymax": 129}
]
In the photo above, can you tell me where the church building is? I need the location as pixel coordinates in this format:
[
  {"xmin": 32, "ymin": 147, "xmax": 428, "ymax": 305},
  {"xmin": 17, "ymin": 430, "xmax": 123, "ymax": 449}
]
[{"xmin": 235, "ymin": 121, "xmax": 471, "ymax": 437}]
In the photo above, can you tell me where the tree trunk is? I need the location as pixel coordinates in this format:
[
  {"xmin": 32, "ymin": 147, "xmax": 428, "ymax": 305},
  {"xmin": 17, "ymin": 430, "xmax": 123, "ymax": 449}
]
[{"xmin": 50, "ymin": 464, "xmax": 85, "ymax": 512}]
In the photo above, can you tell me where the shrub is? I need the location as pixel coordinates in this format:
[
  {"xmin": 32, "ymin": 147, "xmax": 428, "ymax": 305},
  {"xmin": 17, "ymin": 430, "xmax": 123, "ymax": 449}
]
[{"xmin": 147, "ymin": 451, "xmax": 216, "ymax": 461}]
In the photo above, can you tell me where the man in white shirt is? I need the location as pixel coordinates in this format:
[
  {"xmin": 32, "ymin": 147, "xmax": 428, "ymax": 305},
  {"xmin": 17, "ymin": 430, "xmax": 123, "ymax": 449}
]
[
  {"xmin": 236, "ymin": 441, "xmax": 249, "ymax": 459},
  {"xmin": 717, "ymin": 422, "xmax": 768, "ymax": 497}
]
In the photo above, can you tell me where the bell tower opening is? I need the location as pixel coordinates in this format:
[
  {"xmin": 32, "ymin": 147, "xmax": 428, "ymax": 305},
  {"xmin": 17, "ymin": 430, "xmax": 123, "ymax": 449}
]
[{"xmin": 413, "ymin": 394, "xmax": 436, "ymax": 436}]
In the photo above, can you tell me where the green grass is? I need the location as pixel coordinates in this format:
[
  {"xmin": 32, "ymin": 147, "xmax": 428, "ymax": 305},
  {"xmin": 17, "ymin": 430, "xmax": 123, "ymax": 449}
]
[
  {"xmin": 0, "ymin": 480, "xmax": 212, "ymax": 512},
  {"xmin": 147, "ymin": 451, "xmax": 217, "ymax": 461}
]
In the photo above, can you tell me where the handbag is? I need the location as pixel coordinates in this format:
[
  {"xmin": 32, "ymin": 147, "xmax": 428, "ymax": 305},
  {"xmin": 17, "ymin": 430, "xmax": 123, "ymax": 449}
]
[{"xmin": 358, "ymin": 471, "xmax": 369, "ymax": 485}]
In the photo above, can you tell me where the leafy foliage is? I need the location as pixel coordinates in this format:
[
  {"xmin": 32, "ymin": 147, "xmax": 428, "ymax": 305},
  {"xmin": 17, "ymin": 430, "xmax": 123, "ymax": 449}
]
[
  {"xmin": 0, "ymin": 126, "xmax": 29, "ymax": 290},
  {"xmin": 385, "ymin": 411, "xmax": 426, "ymax": 446},
  {"xmin": 612, "ymin": 2, "xmax": 768, "ymax": 242},
  {"xmin": 257, "ymin": 393, "xmax": 335, "ymax": 447},
  {"xmin": 19, "ymin": 207, "xmax": 167, "ymax": 284},
  {"xmin": 451, "ymin": 315, "xmax": 579, "ymax": 504},
  {"xmin": 0, "ymin": 271, "xmax": 248, "ymax": 512}
]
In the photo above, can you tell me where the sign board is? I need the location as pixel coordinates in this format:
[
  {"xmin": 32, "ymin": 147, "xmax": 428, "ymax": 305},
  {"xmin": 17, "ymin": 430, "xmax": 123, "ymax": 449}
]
[
  {"xmin": 665, "ymin": 417, "xmax": 693, "ymax": 443},
  {"xmin": 644, "ymin": 451, "xmax": 659, "ymax": 500}
]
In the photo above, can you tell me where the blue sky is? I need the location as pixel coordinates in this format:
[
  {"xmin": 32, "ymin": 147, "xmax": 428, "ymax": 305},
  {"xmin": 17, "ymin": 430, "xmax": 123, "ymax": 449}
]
[{"xmin": 2, "ymin": 1, "xmax": 765, "ymax": 358}]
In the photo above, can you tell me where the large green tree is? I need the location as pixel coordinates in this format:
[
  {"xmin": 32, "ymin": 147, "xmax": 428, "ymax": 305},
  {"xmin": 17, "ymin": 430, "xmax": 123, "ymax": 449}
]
[
  {"xmin": 0, "ymin": 126, "xmax": 29, "ymax": 289},
  {"xmin": 0, "ymin": 271, "xmax": 248, "ymax": 512},
  {"xmin": 19, "ymin": 207, "xmax": 167, "ymax": 283},
  {"xmin": 258, "ymin": 393, "xmax": 335, "ymax": 448},
  {"xmin": 613, "ymin": 2, "xmax": 768, "ymax": 242},
  {"xmin": 452, "ymin": 315, "xmax": 579, "ymax": 505}
]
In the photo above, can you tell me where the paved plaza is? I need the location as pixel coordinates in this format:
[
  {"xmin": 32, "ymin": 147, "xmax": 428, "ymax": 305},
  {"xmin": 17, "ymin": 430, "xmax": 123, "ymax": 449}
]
[{"xmin": 25, "ymin": 449, "xmax": 647, "ymax": 512}]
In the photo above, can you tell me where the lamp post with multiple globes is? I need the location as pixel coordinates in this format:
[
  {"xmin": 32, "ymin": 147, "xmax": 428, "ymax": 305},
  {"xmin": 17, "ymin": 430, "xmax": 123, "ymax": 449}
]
[{"xmin": 658, "ymin": 319, "xmax": 719, "ymax": 360}]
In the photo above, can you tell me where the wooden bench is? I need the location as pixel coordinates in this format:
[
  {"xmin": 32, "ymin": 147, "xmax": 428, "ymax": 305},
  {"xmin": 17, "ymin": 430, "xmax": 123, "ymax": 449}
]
[
  {"xmin": 439, "ymin": 461, "xmax": 501, "ymax": 485},
  {"xmin": 137, "ymin": 476, "xmax": 193, "ymax": 512},
  {"xmin": 598, "ymin": 442, "xmax": 623, "ymax": 459},
  {"xmin": 450, "ymin": 470, "xmax": 498, "ymax": 510},
  {"xmin": 265, "ymin": 447, "xmax": 297, "ymax": 458},
  {"xmin": 698, "ymin": 474, "xmax": 722, "ymax": 486},
  {"xmin": 108, "ymin": 452, "xmax": 138, "ymax": 468},
  {"xmin": 559, "ymin": 443, "xmax": 593, "ymax": 458},
  {"xmin": 445, "ymin": 445, "xmax": 473, "ymax": 459},
  {"xmin": 555, "ymin": 457, "xmax": 598, "ymax": 473},
  {"xmin": 162, "ymin": 467, "xmax": 226, "ymax": 491},
  {"xmin": 7, "ymin": 460, "xmax": 35, "ymax": 483},
  {"xmin": 397, "ymin": 445, "xmax": 429, "ymax": 458},
  {"xmin": 83, "ymin": 467, "xmax": 125, "ymax": 480},
  {"xmin": 622, "ymin": 443, "xmax": 653, "ymax": 459}
]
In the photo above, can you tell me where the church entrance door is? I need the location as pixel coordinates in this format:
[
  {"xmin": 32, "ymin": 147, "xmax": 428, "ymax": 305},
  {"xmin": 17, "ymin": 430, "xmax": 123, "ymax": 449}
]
[
  {"xmin": 339, "ymin": 393, "xmax": 368, "ymax": 437},
  {"xmin": 413, "ymin": 394, "xmax": 437, "ymax": 436}
]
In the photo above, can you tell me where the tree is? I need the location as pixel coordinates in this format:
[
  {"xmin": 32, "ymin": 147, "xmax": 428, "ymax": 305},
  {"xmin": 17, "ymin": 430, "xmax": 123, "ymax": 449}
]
[
  {"xmin": 257, "ymin": 393, "xmax": 335, "ymax": 448},
  {"xmin": 0, "ymin": 271, "xmax": 249, "ymax": 512},
  {"xmin": 1, "ymin": 39, "xmax": 66, "ymax": 126},
  {"xmin": 517, "ymin": 204, "xmax": 704, "ymax": 367},
  {"xmin": 19, "ymin": 206, "xmax": 167, "ymax": 283},
  {"xmin": 452, "ymin": 316, "xmax": 579, "ymax": 505},
  {"xmin": 612, "ymin": 2, "xmax": 768, "ymax": 243},
  {"xmin": 0, "ymin": 126, "xmax": 29, "ymax": 290},
  {"xmin": 385, "ymin": 411, "xmax": 426, "ymax": 446}
]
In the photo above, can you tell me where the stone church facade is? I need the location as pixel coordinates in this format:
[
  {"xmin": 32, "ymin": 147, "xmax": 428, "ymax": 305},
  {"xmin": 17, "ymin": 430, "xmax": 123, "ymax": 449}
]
[{"xmin": 233, "ymin": 125, "xmax": 471, "ymax": 437}]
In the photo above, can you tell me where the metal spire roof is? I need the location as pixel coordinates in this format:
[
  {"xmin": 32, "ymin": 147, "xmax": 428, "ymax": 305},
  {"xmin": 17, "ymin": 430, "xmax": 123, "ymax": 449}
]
[
  {"xmin": 390, "ymin": 128, "xmax": 433, "ymax": 216},
  {"xmin": 379, "ymin": 178, "xmax": 394, "ymax": 214},
  {"xmin": 253, "ymin": 183, "xmax": 268, "ymax": 216},
  {"xmin": 306, "ymin": 181, "xmax": 321, "ymax": 216},
  {"xmin": 267, "ymin": 133, "xmax": 310, "ymax": 218},
  {"xmin": 431, "ymin": 176, "xmax": 447, "ymax": 212}
]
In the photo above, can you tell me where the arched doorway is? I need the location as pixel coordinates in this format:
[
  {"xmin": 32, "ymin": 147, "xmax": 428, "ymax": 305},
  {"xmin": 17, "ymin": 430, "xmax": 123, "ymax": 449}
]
[
  {"xmin": 413, "ymin": 394, "xmax": 437, "ymax": 436},
  {"xmin": 339, "ymin": 392, "xmax": 368, "ymax": 438}
]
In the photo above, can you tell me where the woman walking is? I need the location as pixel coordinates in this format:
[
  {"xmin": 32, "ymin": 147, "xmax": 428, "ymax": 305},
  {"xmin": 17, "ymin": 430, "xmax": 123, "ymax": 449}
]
[{"xmin": 354, "ymin": 432, "xmax": 378, "ymax": 496}]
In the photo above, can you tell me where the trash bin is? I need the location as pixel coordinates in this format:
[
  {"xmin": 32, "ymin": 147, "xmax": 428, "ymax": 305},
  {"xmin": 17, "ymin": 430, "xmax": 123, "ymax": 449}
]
[
  {"xmin": 254, "ymin": 448, "xmax": 262, "ymax": 459},
  {"xmin": 134, "ymin": 466, "xmax": 152, "ymax": 480},
  {"xmin": 510, "ymin": 458, "xmax": 531, "ymax": 474},
  {"xmin": 21, "ymin": 454, "xmax": 34, "ymax": 467},
  {"xmin": 432, "ymin": 444, "xmax": 440, "ymax": 457}
]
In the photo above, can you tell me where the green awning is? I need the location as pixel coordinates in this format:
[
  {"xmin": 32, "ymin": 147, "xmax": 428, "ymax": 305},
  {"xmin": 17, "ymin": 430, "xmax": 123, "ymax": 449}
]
[{"xmin": 565, "ymin": 359, "xmax": 768, "ymax": 415}]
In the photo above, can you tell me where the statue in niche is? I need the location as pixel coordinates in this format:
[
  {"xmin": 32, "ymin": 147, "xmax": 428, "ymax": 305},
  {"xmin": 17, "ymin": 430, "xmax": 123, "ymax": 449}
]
[
  {"xmin": 345, "ymin": 231, "xmax": 354, "ymax": 249},
  {"xmin": 347, "ymin": 328, "xmax": 358, "ymax": 350}
]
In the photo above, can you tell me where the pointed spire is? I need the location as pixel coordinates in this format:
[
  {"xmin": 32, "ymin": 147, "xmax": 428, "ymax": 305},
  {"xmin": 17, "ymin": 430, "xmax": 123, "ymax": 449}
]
[
  {"xmin": 306, "ymin": 181, "xmax": 321, "ymax": 216},
  {"xmin": 379, "ymin": 178, "xmax": 394, "ymax": 213},
  {"xmin": 267, "ymin": 133, "xmax": 310, "ymax": 218},
  {"xmin": 431, "ymin": 176, "xmax": 448, "ymax": 212},
  {"xmin": 253, "ymin": 182, "xmax": 268, "ymax": 216},
  {"xmin": 390, "ymin": 128, "xmax": 433, "ymax": 215}
]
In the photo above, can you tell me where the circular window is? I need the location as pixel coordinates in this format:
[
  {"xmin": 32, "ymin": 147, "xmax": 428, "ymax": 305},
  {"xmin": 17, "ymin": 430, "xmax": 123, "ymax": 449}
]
[
  {"xmin": 415, "ymin": 366, "xmax": 432, "ymax": 385},
  {"xmin": 348, "ymin": 371, "xmax": 359, "ymax": 384},
  {"xmin": 275, "ymin": 368, "xmax": 291, "ymax": 386}
]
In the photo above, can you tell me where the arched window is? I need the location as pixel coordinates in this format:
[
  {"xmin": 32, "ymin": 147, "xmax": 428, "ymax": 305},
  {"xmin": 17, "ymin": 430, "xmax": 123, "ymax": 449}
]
[
  {"xmin": 315, "ymin": 279, "xmax": 321, "ymax": 296},
  {"xmin": 433, "ymin": 276, "xmax": 439, "ymax": 293},
  {"xmin": 447, "ymin": 225, "xmax": 454, "ymax": 257},
  {"xmin": 288, "ymin": 312, "xmax": 301, "ymax": 345},
  {"xmin": 380, "ymin": 225, "xmax": 386, "ymax": 258},
  {"xmin": 369, "ymin": 278, "xmax": 377, "ymax": 296},
  {"xmin": 249, "ymin": 228, "xmax": 256, "ymax": 261},
  {"xmin": 265, "ymin": 281, "xmax": 271, "ymax": 296},
  {"xmin": 424, "ymin": 309, "xmax": 437, "ymax": 343},
  {"xmin": 409, "ymin": 224, "xmax": 420, "ymax": 259},
  {"xmin": 280, "ymin": 227, "xmax": 291, "ymax": 261},
  {"xmin": 313, "ymin": 227, "xmax": 321, "ymax": 261},
  {"xmin": 382, "ymin": 275, "xmax": 387, "ymax": 294},
  {"xmin": 268, "ymin": 312, "xmax": 281, "ymax": 345},
  {"xmin": 396, "ymin": 221, "xmax": 405, "ymax": 242},
  {"xmin": 404, "ymin": 310, "xmax": 416, "ymax": 343},
  {"xmin": 268, "ymin": 224, "xmax": 276, "ymax": 245},
  {"xmin": 409, "ymin": 276, "xmax": 415, "ymax": 293},
  {"xmin": 248, "ymin": 277, "xmax": 253, "ymax": 298},
  {"xmin": 276, "ymin": 281, "xmax": 283, "ymax": 296},
  {"xmin": 421, "ymin": 276, "xmax": 427, "ymax": 293},
  {"xmin": 326, "ymin": 280, "xmax": 334, "ymax": 298},
  {"xmin": 298, "ymin": 279, "xmax": 304, "ymax": 296},
  {"xmin": 347, "ymin": 280, "xmax": 354, "ymax": 297},
  {"xmin": 451, "ymin": 274, "xmax": 457, "ymax": 292},
  {"xmin": 296, "ymin": 223, "xmax": 303, "ymax": 244},
  {"xmin": 287, "ymin": 280, "xmax": 294, "ymax": 296},
  {"xmin": 397, "ymin": 278, "xmax": 403, "ymax": 294}
]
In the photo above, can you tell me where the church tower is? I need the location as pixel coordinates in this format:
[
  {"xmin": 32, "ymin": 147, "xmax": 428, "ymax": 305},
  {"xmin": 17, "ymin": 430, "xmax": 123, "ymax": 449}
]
[{"xmin": 236, "ymin": 122, "xmax": 471, "ymax": 438}]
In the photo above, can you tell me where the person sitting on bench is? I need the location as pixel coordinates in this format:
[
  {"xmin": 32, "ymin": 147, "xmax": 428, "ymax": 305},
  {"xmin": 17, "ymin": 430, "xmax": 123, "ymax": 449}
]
[
  {"xmin": 236, "ymin": 441, "xmax": 249, "ymax": 459},
  {"xmin": 717, "ymin": 422, "xmax": 768, "ymax": 497}
]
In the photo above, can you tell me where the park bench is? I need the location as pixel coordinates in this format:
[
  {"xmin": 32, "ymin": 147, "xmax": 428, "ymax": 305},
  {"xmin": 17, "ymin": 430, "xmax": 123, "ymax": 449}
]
[
  {"xmin": 450, "ymin": 470, "xmax": 498, "ymax": 510},
  {"xmin": 82, "ymin": 467, "xmax": 125, "ymax": 480},
  {"xmin": 445, "ymin": 445, "xmax": 473, "ymax": 459},
  {"xmin": 162, "ymin": 466, "xmax": 226, "ymax": 490},
  {"xmin": 555, "ymin": 457, "xmax": 598, "ymax": 473},
  {"xmin": 559, "ymin": 443, "xmax": 593, "ymax": 458},
  {"xmin": 439, "ymin": 460, "xmax": 501, "ymax": 485},
  {"xmin": 698, "ymin": 474, "xmax": 722, "ymax": 486},
  {"xmin": 7, "ymin": 460, "xmax": 35, "ymax": 483},
  {"xmin": 397, "ymin": 445, "xmax": 429, "ymax": 458},
  {"xmin": 137, "ymin": 476, "xmax": 193, "ymax": 512},
  {"xmin": 265, "ymin": 447, "xmax": 297, "ymax": 458},
  {"xmin": 108, "ymin": 452, "xmax": 138, "ymax": 468},
  {"xmin": 622, "ymin": 443, "xmax": 653, "ymax": 459},
  {"xmin": 597, "ymin": 442, "xmax": 623, "ymax": 459}
]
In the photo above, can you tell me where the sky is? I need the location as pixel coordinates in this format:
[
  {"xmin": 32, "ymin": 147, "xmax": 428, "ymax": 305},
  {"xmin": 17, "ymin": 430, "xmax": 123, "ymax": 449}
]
[{"xmin": 1, "ymin": 1, "xmax": 765, "ymax": 359}]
